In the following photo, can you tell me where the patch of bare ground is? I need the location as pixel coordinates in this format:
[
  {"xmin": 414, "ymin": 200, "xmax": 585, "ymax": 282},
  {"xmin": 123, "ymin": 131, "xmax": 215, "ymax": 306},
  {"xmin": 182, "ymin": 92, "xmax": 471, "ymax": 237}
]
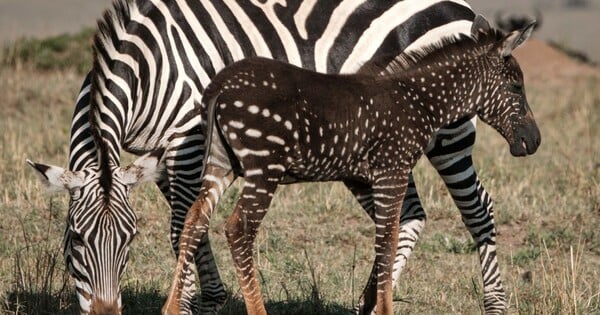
[{"xmin": 514, "ymin": 38, "xmax": 600, "ymax": 88}]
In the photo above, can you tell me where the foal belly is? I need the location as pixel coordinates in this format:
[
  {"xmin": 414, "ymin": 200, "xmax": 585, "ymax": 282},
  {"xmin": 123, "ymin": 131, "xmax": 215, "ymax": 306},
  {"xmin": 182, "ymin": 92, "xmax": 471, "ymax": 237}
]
[{"xmin": 286, "ymin": 150, "xmax": 371, "ymax": 183}]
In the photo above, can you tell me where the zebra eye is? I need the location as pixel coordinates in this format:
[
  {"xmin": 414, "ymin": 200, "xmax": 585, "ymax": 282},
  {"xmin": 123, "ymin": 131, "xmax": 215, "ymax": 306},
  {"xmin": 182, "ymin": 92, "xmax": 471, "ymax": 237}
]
[
  {"xmin": 70, "ymin": 230, "xmax": 85, "ymax": 248},
  {"xmin": 69, "ymin": 188, "xmax": 82, "ymax": 201},
  {"xmin": 518, "ymin": 102, "xmax": 529, "ymax": 115}
]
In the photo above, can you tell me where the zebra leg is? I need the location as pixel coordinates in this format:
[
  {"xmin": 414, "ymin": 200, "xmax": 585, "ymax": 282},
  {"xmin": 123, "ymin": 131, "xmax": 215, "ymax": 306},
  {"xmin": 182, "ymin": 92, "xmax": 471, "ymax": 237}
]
[
  {"xmin": 426, "ymin": 117, "xmax": 507, "ymax": 314},
  {"xmin": 224, "ymin": 177, "xmax": 278, "ymax": 315},
  {"xmin": 346, "ymin": 174, "xmax": 426, "ymax": 315},
  {"xmin": 159, "ymin": 137, "xmax": 228, "ymax": 314},
  {"xmin": 163, "ymin": 164, "xmax": 234, "ymax": 315}
]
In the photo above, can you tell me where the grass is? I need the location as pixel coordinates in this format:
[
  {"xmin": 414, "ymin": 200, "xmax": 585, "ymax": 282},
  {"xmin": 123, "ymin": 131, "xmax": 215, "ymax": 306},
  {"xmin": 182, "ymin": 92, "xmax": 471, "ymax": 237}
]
[
  {"xmin": 1, "ymin": 29, "xmax": 94, "ymax": 75},
  {"xmin": 0, "ymin": 31, "xmax": 599, "ymax": 314}
]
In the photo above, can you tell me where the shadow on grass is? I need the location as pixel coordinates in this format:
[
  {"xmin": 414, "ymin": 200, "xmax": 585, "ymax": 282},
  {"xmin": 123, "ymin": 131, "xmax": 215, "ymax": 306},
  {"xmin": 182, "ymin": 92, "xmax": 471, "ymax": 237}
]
[
  {"xmin": 219, "ymin": 295, "xmax": 351, "ymax": 315},
  {"xmin": 4, "ymin": 290, "xmax": 78, "ymax": 315},
  {"xmin": 3, "ymin": 285, "xmax": 165, "ymax": 315},
  {"xmin": 4, "ymin": 288, "xmax": 351, "ymax": 315}
]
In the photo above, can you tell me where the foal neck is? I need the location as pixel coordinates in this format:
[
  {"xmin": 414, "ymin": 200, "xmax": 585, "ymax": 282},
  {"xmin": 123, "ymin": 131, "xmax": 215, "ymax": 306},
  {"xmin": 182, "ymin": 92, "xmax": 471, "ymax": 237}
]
[{"xmin": 389, "ymin": 46, "xmax": 489, "ymax": 133}]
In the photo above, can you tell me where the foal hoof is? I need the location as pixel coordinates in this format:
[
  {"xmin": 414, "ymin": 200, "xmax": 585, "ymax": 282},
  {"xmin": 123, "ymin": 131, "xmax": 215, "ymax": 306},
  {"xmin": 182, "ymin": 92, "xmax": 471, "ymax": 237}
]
[{"xmin": 161, "ymin": 303, "xmax": 180, "ymax": 315}]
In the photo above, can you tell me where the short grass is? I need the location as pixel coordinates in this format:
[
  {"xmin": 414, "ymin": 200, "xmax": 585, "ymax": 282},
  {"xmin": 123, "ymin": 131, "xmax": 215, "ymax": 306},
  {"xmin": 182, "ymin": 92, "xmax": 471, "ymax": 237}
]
[{"xmin": 0, "ymin": 30, "xmax": 598, "ymax": 314}]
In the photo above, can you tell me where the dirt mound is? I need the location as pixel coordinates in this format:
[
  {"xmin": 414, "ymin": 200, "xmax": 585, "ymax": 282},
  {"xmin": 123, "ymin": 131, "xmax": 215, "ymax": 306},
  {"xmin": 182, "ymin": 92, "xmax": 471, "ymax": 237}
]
[{"xmin": 514, "ymin": 38, "xmax": 599, "ymax": 88}]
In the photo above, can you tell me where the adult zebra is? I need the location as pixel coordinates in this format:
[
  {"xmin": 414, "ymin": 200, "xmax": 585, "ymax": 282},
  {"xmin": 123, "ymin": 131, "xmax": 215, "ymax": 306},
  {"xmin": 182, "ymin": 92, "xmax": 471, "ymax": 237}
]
[{"xmin": 27, "ymin": 0, "xmax": 512, "ymax": 314}]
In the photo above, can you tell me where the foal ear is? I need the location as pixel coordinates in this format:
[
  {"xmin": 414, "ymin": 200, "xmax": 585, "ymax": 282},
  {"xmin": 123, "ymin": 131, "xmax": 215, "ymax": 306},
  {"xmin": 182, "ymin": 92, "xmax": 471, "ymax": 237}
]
[
  {"xmin": 471, "ymin": 14, "xmax": 492, "ymax": 39},
  {"xmin": 120, "ymin": 149, "xmax": 166, "ymax": 187},
  {"xmin": 26, "ymin": 160, "xmax": 85, "ymax": 193},
  {"xmin": 499, "ymin": 20, "xmax": 536, "ymax": 57}
]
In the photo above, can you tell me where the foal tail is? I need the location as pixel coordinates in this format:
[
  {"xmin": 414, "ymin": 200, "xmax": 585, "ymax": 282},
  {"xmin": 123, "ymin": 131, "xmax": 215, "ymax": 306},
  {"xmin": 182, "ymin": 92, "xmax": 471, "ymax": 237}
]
[
  {"xmin": 199, "ymin": 82, "xmax": 240, "ymax": 180},
  {"xmin": 199, "ymin": 83, "xmax": 222, "ymax": 180}
]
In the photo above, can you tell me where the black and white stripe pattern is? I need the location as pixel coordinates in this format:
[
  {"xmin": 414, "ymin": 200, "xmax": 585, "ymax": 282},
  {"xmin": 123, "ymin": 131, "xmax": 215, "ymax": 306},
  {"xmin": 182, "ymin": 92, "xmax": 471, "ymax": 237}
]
[{"xmin": 28, "ymin": 1, "xmax": 524, "ymax": 314}]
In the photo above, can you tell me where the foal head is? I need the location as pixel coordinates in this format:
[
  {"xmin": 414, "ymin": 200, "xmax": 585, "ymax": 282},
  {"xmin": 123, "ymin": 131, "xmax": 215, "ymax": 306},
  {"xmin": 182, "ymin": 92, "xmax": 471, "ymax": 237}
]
[
  {"xmin": 368, "ymin": 15, "xmax": 541, "ymax": 156},
  {"xmin": 366, "ymin": 15, "xmax": 540, "ymax": 157},
  {"xmin": 470, "ymin": 15, "xmax": 541, "ymax": 156}
]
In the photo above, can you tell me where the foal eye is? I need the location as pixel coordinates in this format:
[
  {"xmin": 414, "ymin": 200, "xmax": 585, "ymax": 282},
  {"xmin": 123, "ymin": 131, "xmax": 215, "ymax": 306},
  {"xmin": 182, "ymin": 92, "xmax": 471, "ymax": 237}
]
[{"xmin": 509, "ymin": 82, "xmax": 523, "ymax": 93}]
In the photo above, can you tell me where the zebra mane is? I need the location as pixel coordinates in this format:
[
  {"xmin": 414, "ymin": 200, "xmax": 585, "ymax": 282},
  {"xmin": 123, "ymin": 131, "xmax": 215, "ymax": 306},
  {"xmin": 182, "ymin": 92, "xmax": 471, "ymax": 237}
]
[
  {"xmin": 366, "ymin": 27, "xmax": 505, "ymax": 77},
  {"xmin": 89, "ymin": 0, "xmax": 136, "ymax": 197}
]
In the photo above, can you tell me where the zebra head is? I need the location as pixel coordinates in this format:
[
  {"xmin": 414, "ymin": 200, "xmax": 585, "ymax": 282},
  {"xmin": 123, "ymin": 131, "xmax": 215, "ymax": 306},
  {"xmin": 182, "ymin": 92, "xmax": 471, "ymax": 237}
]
[
  {"xmin": 26, "ymin": 151, "xmax": 163, "ymax": 314},
  {"xmin": 470, "ymin": 15, "xmax": 541, "ymax": 156}
]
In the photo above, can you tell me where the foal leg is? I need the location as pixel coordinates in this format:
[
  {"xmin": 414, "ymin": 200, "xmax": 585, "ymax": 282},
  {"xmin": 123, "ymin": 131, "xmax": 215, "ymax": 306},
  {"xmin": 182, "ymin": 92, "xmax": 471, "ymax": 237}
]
[
  {"xmin": 224, "ymin": 177, "xmax": 278, "ymax": 315},
  {"xmin": 426, "ymin": 118, "xmax": 506, "ymax": 314},
  {"xmin": 159, "ymin": 136, "xmax": 228, "ymax": 314},
  {"xmin": 346, "ymin": 172, "xmax": 426, "ymax": 315},
  {"xmin": 163, "ymin": 165, "xmax": 234, "ymax": 315},
  {"xmin": 370, "ymin": 171, "xmax": 409, "ymax": 315}
]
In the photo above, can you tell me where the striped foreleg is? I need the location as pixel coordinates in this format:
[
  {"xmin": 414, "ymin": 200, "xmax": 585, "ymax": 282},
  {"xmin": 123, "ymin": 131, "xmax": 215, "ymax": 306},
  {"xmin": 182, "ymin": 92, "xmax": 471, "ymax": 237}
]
[
  {"xmin": 347, "ymin": 172, "xmax": 426, "ymax": 315},
  {"xmin": 159, "ymin": 136, "xmax": 228, "ymax": 314},
  {"xmin": 435, "ymin": 158, "xmax": 506, "ymax": 314},
  {"xmin": 426, "ymin": 119, "xmax": 507, "ymax": 314},
  {"xmin": 163, "ymin": 165, "xmax": 234, "ymax": 315},
  {"xmin": 224, "ymin": 177, "xmax": 278, "ymax": 315},
  {"xmin": 474, "ymin": 179, "xmax": 506, "ymax": 314}
]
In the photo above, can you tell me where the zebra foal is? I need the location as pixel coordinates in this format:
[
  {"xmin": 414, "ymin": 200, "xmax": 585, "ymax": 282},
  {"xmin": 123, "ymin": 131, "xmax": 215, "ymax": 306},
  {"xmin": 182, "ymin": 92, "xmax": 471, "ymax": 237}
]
[{"xmin": 165, "ymin": 16, "xmax": 540, "ymax": 315}]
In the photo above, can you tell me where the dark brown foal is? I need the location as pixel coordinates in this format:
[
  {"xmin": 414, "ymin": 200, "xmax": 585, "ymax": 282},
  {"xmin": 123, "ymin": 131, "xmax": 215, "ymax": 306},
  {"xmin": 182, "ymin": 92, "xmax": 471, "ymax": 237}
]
[{"xmin": 165, "ymin": 15, "xmax": 539, "ymax": 315}]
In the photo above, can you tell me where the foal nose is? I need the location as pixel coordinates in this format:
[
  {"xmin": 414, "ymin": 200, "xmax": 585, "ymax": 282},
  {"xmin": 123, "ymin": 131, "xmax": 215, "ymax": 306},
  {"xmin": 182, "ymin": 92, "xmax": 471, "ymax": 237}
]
[
  {"xmin": 509, "ymin": 121, "xmax": 541, "ymax": 157},
  {"xmin": 529, "ymin": 127, "xmax": 541, "ymax": 154}
]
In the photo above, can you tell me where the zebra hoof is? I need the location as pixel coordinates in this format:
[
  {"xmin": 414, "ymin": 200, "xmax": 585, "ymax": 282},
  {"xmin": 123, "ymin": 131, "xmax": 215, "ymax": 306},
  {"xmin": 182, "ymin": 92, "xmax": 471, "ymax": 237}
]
[
  {"xmin": 483, "ymin": 293, "xmax": 508, "ymax": 315},
  {"xmin": 196, "ymin": 290, "xmax": 228, "ymax": 315},
  {"xmin": 352, "ymin": 301, "xmax": 376, "ymax": 315}
]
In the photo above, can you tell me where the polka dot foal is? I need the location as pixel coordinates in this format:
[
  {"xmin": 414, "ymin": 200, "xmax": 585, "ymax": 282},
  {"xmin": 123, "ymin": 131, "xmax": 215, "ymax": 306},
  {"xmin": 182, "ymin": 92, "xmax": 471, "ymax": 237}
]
[{"xmin": 165, "ymin": 15, "xmax": 540, "ymax": 315}]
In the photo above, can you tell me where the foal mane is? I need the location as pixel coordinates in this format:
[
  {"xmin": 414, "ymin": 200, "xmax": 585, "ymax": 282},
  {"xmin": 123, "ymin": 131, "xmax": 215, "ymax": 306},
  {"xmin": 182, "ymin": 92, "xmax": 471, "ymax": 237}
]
[{"xmin": 363, "ymin": 28, "xmax": 505, "ymax": 78}]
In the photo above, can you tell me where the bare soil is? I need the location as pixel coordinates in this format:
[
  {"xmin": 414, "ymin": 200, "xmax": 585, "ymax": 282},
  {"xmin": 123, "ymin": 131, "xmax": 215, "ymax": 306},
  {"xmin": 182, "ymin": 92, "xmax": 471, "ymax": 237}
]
[{"xmin": 514, "ymin": 39, "xmax": 599, "ymax": 88}]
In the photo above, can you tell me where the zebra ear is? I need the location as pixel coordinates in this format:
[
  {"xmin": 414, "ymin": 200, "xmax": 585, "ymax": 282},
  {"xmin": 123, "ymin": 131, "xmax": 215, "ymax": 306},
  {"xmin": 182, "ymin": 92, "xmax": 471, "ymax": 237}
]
[
  {"xmin": 471, "ymin": 14, "xmax": 491, "ymax": 39},
  {"xmin": 120, "ymin": 149, "xmax": 166, "ymax": 187},
  {"xmin": 26, "ymin": 159, "xmax": 84, "ymax": 193},
  {"xmin": 499, "ymin": 20, "xmax": 536, "ymax": 57}
]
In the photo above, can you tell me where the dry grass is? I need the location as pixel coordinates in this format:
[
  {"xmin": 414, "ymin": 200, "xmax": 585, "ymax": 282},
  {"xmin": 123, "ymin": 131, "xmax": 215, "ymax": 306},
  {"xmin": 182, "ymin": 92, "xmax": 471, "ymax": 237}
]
[{"xmin": 0, "ymin": 32, "xmax": 598, "ymax": 314}]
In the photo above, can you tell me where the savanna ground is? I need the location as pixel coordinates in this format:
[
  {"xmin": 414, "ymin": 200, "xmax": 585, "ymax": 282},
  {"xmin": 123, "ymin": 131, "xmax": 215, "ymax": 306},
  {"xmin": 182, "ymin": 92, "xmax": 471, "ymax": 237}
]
[{"xmin": 0, "ymin": 30, "xmax": 598, "ymax": 315}]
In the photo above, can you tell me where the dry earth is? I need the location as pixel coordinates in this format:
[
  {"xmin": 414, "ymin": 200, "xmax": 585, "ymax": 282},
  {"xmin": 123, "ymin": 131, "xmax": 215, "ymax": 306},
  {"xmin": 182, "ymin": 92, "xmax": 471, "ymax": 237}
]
[{"xmin": 514, "ymin": 38, "xmax": 600, "ymax": 87}]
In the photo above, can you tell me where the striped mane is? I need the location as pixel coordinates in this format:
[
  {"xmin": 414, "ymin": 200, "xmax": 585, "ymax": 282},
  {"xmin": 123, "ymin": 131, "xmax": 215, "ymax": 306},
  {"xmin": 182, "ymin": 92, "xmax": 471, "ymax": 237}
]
[
  {"xmin": 366, "ymin": 27, "xmax": 505, "ymax": 77},
  {"xmin": 89, "ymin": 0, "xmax": 138, "ymax": 197}
]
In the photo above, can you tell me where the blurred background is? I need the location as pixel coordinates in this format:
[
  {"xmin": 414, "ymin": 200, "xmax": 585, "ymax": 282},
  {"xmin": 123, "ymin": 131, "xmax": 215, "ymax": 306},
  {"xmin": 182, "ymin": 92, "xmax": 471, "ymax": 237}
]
[{"xmin": 0, "ymin": 0, "xmax": 599, "ymax": 63}]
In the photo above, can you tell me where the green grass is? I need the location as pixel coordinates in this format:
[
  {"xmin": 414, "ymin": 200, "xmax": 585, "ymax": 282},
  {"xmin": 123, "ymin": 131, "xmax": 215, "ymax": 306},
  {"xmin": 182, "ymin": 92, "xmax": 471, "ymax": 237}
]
[
  {"xmin": 1, "ymin": 29, "xmax": 94, "ymax": 75},
  {"xmin": 0, "ymin": 33, "xmax": 599, "ymax": 314}
]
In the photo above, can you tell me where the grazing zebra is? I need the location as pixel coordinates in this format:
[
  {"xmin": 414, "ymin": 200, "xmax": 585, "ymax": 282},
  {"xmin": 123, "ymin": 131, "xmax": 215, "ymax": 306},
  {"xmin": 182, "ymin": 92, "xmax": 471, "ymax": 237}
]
[
  {"xmin": 24, "ymin": 0, "xmax": 528, "ymax": 313},
  {"xmin": 167, "ymin": 16, "xmax": 539, "ymax": 315}
]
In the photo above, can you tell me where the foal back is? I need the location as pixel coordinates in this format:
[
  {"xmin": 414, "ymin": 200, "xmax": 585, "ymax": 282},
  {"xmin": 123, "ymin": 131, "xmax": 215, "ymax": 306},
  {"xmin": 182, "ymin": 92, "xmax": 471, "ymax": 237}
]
[{"xmin": 204, "ymin": 57, "xmax": 403, "ymax": 184}]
